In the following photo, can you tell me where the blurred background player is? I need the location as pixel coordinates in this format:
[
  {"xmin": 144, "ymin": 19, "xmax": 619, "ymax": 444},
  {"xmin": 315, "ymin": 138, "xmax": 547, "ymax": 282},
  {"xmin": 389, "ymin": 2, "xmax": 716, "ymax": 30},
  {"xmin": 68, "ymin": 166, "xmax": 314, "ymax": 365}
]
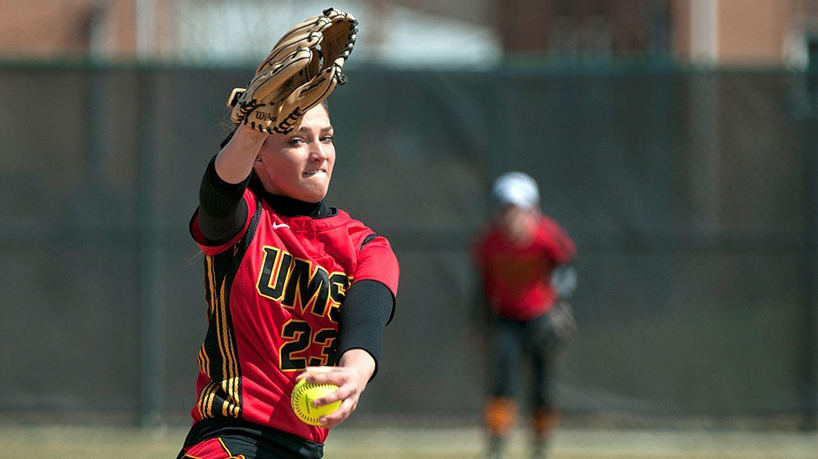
[{"xmin": 473, "ymin": 172, "xmax": 577, "ymax": 459}]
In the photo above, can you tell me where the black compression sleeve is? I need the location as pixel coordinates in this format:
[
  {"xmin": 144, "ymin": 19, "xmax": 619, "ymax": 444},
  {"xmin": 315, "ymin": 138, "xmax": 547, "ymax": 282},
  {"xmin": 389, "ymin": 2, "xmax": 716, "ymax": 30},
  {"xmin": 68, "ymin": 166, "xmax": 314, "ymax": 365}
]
[
  {"xmin": 198, "ymin": 155, "xmax": 251, "ymax": 244},
  {"xmin": 336, "ymin": 279, "xmax": 395, "ymax": 379}
]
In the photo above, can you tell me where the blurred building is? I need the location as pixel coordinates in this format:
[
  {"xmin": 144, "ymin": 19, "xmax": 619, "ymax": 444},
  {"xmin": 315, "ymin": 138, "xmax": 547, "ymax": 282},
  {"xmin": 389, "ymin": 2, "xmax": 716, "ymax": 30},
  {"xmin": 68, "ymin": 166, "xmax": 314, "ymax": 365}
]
[
  {"xmin": 498, "ymin": 0, "xmax": 671, "ymax": 59},
  {"xmin": 671, "ymin": 0, "xmax": 816, "ymax": 67},
  {"xmin": 0, "ymin": 0, "xmax": 817, "ymax": 67},
  {"xmin": 498, "ymin": 0, "xmax": 818, "ymax": 67},
  {"xmin": 0, "ymin": 0, "xmax": 149, "ymax": 61},
  {"xmin": 0, "ymin": 0, "xmax": 500, "ymax": 67}
]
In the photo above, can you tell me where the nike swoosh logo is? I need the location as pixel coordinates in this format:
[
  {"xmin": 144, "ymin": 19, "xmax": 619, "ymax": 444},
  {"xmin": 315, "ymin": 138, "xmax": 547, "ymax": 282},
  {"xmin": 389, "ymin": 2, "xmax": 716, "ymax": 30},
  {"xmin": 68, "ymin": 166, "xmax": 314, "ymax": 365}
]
[{"xmin": 273, "ymin": 222, "xmax": 290, "ymax": 229}]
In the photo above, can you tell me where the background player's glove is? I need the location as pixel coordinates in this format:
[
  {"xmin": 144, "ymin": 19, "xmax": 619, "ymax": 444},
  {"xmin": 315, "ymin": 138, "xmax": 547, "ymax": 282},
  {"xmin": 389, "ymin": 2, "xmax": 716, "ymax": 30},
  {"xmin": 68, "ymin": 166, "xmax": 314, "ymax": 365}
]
[
  {"xmin": 524, "ymin": 301, "xmax": 578, "ymax": 351},
  {"xmin": 227, "ymin": 8, "xmax": 357, "ymax": 134},
  {"xmin": 551, "ymin": 265, "xmax": 577, "ymax": 300},
  {"xmin": 550, "ymin": 301, "xmax": 578, "ymax": 345}
]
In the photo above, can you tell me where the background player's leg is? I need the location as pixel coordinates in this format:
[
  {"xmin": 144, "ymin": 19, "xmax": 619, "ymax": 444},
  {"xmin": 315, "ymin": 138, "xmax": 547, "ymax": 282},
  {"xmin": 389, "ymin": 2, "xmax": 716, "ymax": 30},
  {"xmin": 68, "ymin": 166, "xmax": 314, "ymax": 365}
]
[
  {"xmin": 526, "ymin": 314, "xmax": 561, "ymax": 459},
  {"xmin": 484, "ymin": 319, "xmax": 524, "ymax": 459},
  {"xmin": 530, "ymin": 353, "xmax": 559, "ymax": 459}
]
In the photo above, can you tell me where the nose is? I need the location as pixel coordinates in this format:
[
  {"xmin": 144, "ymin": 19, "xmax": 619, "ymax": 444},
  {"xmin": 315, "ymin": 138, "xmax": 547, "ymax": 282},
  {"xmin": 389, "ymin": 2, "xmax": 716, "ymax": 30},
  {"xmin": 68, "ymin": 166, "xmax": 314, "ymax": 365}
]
[{"xmin": 310, "ymin": 141, "xmax": 329, "ymax": 161}]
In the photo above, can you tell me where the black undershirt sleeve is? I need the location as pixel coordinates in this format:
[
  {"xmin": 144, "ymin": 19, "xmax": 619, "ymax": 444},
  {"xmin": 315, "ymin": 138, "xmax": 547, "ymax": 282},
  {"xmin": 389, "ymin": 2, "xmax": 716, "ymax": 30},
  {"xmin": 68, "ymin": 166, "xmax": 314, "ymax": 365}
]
[
  {"xmin": 336, "ymin": 279, "xmax": 395, "ymax": 380},
  {"xmin": 198, "ymin": 155, "xmax": 251, "ymax": 244}
]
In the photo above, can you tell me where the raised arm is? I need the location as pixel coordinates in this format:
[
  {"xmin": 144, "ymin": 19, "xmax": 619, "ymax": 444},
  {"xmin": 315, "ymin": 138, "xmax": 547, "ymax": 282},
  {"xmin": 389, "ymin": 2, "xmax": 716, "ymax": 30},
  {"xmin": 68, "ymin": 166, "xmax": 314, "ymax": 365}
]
[
  {"xmin": 196, "ymin": 125, "xmax": 267, "ymax": 243},
  {"xmin": 214, "ymin": 123, "xmax": 268, "ymax": 184}
]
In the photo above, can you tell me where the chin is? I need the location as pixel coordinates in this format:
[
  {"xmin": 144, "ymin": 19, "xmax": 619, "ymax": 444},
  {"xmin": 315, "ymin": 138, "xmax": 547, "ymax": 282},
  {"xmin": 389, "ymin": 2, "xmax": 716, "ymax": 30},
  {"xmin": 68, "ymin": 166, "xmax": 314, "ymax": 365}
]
[{"xmin": 298, "ymin": 189, "xmax": 328, "ymax": 203}]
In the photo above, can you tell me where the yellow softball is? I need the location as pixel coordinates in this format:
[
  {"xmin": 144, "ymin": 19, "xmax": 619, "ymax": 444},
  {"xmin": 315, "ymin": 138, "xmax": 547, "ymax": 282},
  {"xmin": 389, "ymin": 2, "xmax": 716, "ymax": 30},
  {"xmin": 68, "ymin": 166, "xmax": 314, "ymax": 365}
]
[{"xmin": 291, "ymin": 378, "xmax": 342, "ymax": 426}]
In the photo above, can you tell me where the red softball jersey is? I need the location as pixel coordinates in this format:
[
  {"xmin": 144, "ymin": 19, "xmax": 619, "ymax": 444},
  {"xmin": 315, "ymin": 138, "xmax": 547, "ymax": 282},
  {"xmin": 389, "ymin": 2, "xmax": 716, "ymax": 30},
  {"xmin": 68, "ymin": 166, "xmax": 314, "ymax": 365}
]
[
  {"xmin": 188, "ymin": 188, "xmax": 399, "ymax": 443},
  {"xmin": 474, "ymin": 214, "xmax": 575, "ymax": 321}
]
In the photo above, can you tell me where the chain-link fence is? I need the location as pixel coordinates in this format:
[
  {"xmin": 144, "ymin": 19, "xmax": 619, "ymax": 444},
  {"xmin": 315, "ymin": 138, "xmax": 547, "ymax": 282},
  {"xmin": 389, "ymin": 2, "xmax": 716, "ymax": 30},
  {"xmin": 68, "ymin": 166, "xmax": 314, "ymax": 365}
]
[{"xmin": 1, "ymin": 63, "xmax": 817, "ymax": 429}]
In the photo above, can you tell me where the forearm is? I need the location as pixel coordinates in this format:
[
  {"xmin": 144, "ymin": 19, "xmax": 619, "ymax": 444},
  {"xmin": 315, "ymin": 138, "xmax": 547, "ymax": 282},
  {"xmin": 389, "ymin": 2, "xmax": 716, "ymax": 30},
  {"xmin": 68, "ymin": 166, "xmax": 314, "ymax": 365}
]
[
  {"xmin": 336, "ymin": 280, "xmax": 394, "ymax": 379},
  {"xmin": 214, "ymin": 123, "xmax": 267, "ymax": 184},
  {"xmin": 551, "ymin": 264, "xmax": 577, "ymax": 300},
  {"xmin": 338, "ymin": 349, "xmax": 376, "ymax": 388}
]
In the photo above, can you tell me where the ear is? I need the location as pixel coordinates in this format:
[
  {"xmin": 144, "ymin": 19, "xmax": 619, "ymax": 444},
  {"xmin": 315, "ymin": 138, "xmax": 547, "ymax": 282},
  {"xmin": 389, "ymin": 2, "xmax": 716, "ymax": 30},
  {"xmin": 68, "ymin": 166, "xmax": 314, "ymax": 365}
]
[{"xmin": 252, "ymin": 158, "xmax": 265, "ymax": 176}]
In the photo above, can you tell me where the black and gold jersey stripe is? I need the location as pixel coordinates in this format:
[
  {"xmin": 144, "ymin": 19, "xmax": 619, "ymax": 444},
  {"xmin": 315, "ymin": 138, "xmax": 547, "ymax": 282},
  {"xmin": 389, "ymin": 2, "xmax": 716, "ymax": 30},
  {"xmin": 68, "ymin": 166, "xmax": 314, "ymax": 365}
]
[{"xmin": 195, "ymin": 199, "xmax": 262, "ymax": 421}]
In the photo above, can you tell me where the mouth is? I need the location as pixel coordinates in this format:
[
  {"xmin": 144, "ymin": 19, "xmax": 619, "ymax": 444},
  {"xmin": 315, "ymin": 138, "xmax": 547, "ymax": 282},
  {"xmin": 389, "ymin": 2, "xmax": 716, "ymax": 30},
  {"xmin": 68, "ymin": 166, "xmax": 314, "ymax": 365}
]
[{"xmin": 303, "ymin": 169, "xmax": 326, "ymax": 178}]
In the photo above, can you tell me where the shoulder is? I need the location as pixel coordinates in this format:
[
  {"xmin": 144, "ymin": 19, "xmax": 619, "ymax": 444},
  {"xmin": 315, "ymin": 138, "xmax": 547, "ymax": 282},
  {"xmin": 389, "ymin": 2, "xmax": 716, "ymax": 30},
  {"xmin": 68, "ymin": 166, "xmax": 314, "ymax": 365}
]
[
  {"xmin": 535, "ymin": 213, "xmax": 576, "ymax": 257},
  {"xmin": 242, "ymin": 186, "xmax": 263, "ymax": 215},
  {"xmin": 319, "ymin": 209, "xmax": 391, "ymax": 247},
  {"xmin": 537, "ymin": 213, "xmax": 568, "ymax": 234},
  {"xmin": 191, "ymin": 187, "xmax": 263, "ymax": 255},
  {"xmin": 327, "ymin": 210, "xmax": 400, "ymax": 294}
]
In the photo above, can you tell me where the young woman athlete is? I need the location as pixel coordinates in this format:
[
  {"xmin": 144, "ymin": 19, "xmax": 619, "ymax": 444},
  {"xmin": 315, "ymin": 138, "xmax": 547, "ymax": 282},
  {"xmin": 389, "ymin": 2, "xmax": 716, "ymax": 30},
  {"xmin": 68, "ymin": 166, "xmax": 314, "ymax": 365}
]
[{"xmin": 177, "ymin": 102, "xmax": 399, "ymax": 459}]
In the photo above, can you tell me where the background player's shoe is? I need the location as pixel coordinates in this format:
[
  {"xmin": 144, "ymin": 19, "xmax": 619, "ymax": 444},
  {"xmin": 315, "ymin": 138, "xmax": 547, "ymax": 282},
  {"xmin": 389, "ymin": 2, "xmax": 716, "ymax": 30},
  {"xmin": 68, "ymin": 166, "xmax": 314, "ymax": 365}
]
[
  {"xmin": 531, "ymin": 437, "xmax": 548, "ymax": 459},
  {"xmin": 485, "ymin": 434, "xmax": 507, "ymax": 459}
]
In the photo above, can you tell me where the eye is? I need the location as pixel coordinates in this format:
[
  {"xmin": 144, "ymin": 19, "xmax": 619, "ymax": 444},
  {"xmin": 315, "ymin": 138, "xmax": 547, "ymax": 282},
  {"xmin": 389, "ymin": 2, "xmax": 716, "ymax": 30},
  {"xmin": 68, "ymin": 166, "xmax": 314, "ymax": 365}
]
[
  {"xmin": 288, "ymin": 137, "xmax": 306, "ymax": 146},
  {"xmin": 321, "ymin": 134, "xmax": 335, "ymax": 143}
]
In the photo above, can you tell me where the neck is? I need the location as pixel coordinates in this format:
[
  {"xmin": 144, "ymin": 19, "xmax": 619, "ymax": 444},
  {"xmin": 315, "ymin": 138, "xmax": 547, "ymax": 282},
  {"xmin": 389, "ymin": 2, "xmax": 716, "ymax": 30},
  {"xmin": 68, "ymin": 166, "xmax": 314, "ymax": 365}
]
[{"xmin": 252, "ymin": 182, "xmax": 333, "ymax": 218}]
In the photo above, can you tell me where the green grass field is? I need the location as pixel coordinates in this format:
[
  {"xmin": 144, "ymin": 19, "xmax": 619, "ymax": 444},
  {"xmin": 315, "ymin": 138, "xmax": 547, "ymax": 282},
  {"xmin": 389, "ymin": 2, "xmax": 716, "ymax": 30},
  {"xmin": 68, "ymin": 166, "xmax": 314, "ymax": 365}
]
[{"xmin": 2, "ymin": 424, "xmax": 818, "ymax": 459}]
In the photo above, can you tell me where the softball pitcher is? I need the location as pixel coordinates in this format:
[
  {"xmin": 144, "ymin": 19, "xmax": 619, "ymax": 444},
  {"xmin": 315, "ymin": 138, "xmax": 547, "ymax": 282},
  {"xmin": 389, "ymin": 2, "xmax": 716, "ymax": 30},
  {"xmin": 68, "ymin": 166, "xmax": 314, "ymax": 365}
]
[{"xmin": 177, "ymin": 9, "xmax": 399, "ymax": 459}]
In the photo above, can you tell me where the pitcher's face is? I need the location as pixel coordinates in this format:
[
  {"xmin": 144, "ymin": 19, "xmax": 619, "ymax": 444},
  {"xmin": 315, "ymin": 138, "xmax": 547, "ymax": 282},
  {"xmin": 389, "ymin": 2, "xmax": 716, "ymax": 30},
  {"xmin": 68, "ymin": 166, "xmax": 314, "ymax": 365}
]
[{"xmin": 253, "ymin": 105, "xmax": 335, "ymax": 202}]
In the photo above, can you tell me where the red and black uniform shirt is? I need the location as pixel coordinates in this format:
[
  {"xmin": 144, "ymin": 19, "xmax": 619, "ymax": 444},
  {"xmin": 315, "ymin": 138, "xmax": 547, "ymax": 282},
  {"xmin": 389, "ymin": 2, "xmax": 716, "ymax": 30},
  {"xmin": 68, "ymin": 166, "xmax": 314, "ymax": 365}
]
[
  {"xmin": 474, "ymin": 214, "xmax": 575, "ymax": 321},
  {"xmin": 188, "ymin": 187, "xmax": 399, "ymax": 444}
]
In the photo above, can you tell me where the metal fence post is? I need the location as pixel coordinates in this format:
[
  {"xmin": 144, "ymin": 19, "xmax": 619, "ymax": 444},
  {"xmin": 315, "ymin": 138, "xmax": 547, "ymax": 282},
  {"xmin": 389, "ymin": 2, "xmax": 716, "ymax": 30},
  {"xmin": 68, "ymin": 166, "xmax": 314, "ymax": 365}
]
[
  {"xmin": 798, "ymin": 64, "xmax": 818, "ymax": 431},
  {"xmin": 137, "ymin": 68, "xmax": 165, "ymax": 426}
]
